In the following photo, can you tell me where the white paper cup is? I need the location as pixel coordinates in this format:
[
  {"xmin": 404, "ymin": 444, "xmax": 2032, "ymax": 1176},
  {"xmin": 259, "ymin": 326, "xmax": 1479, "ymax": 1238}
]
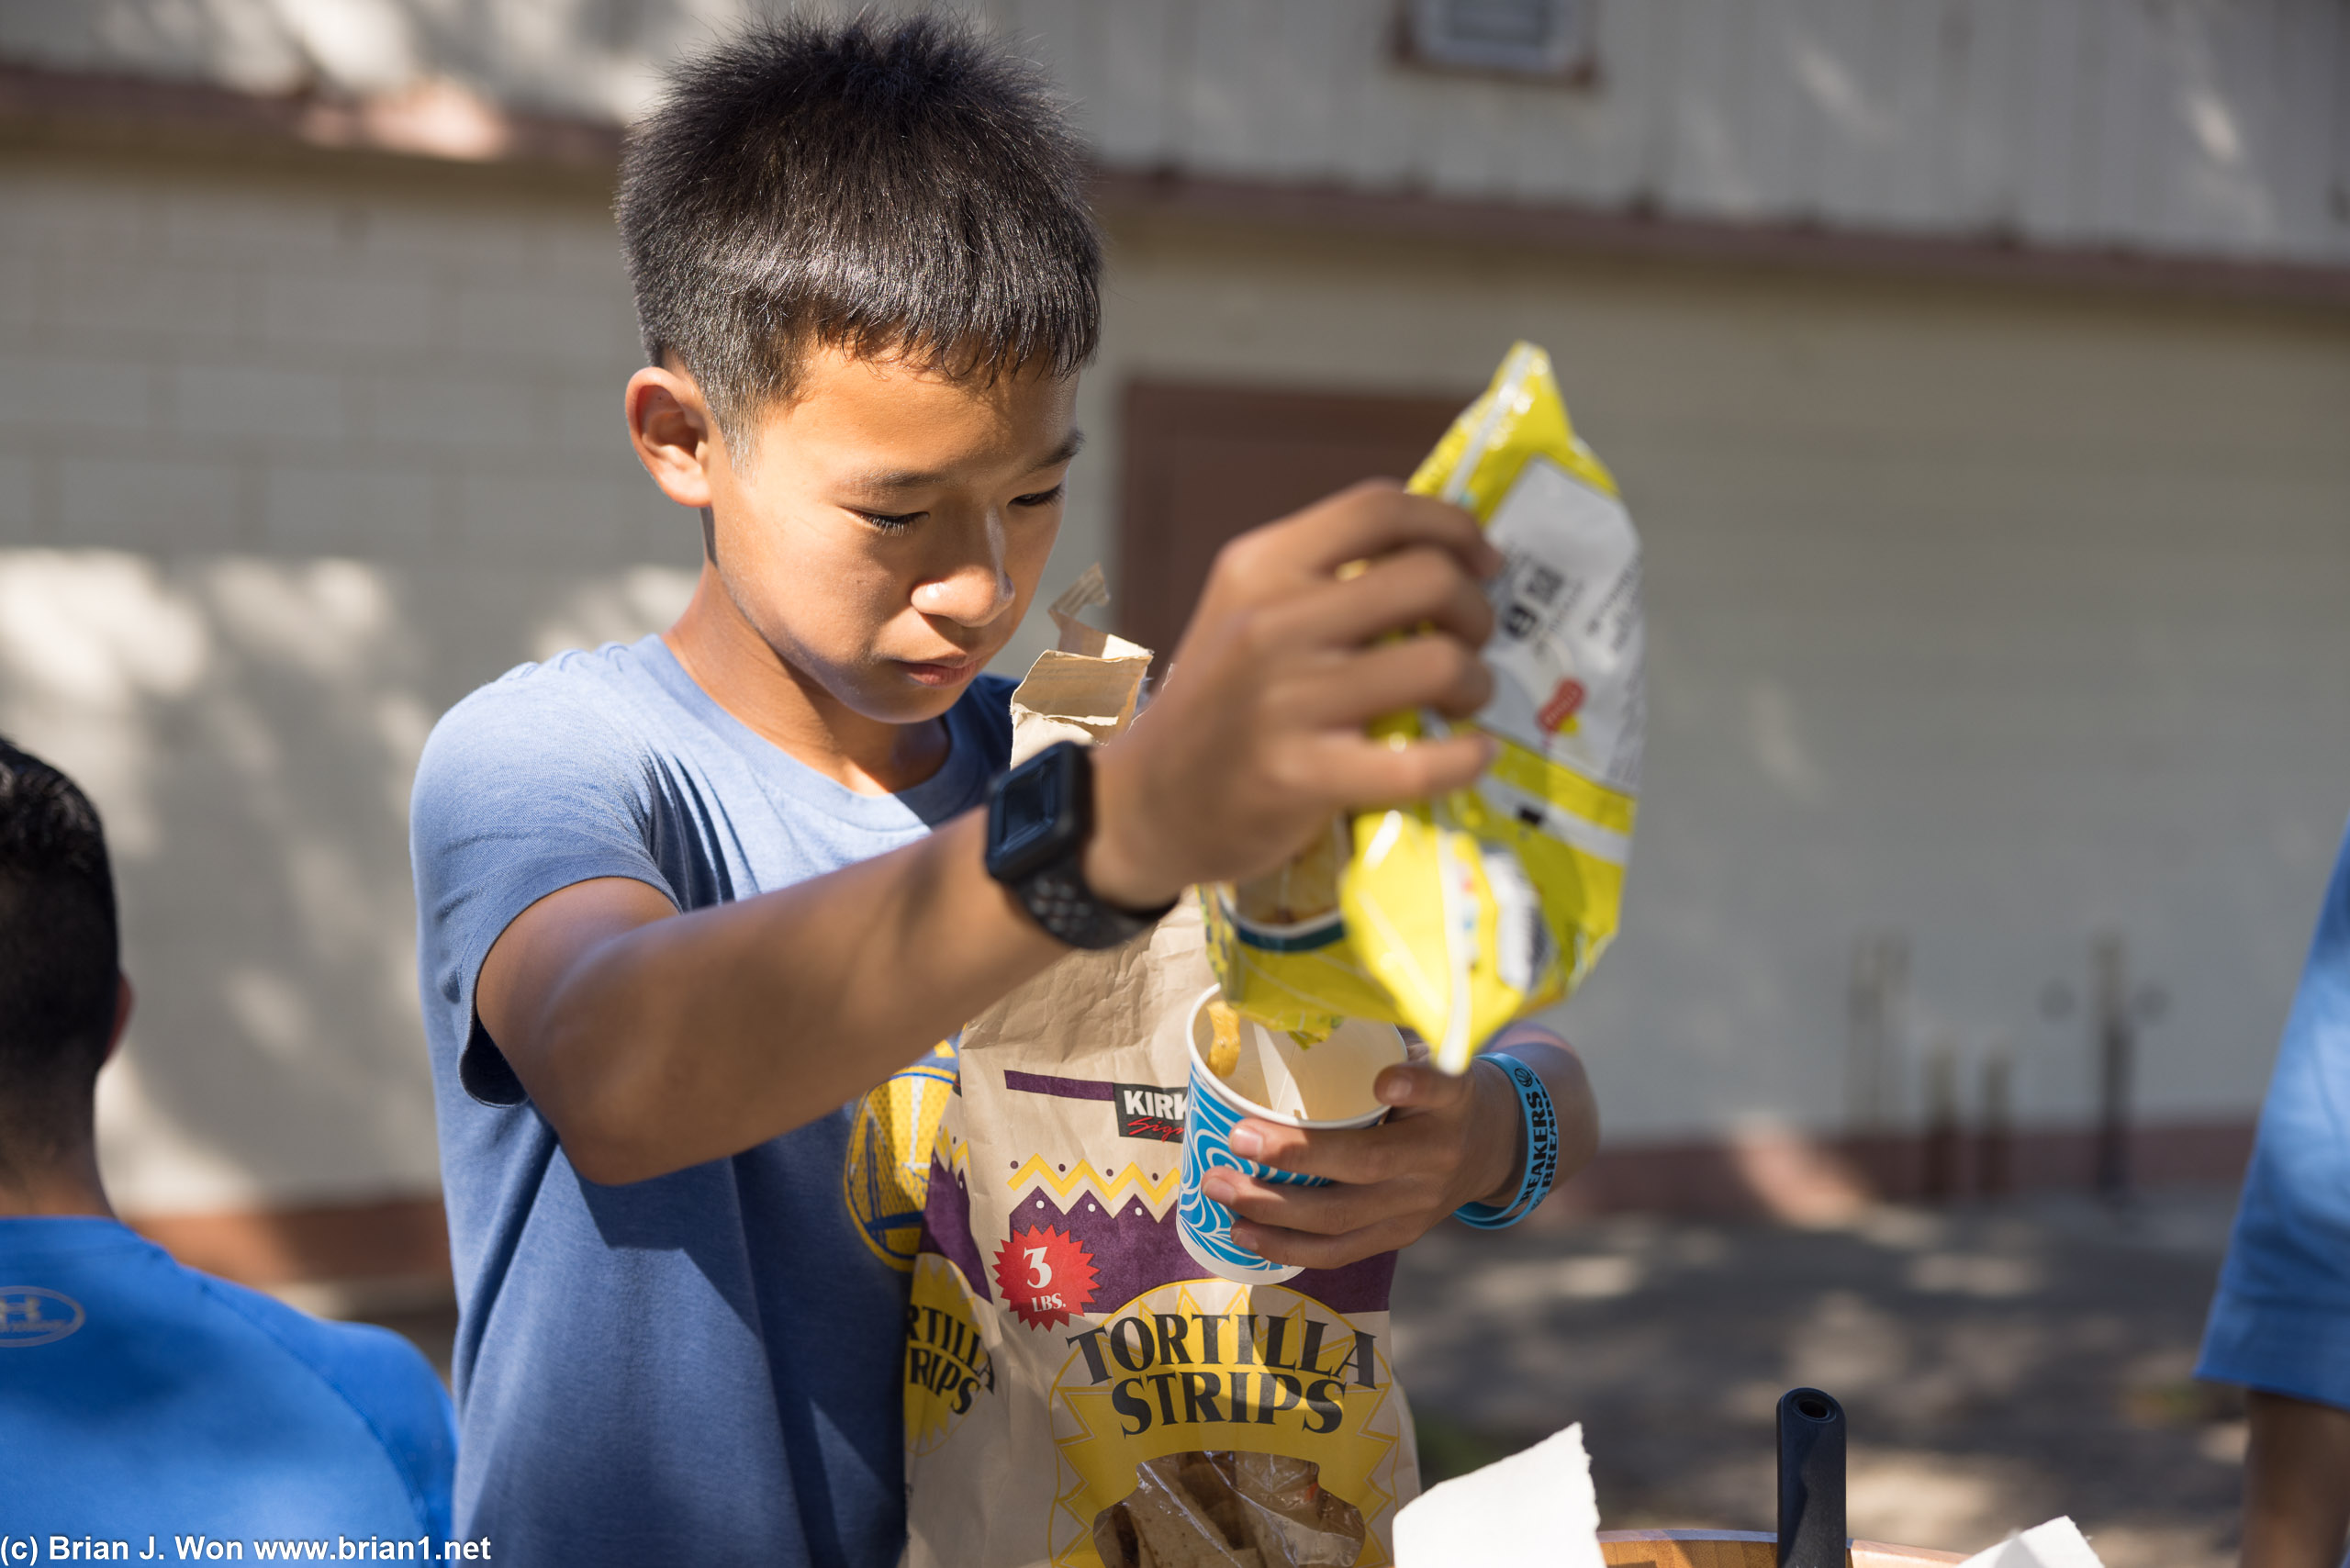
[{"xmin": 1176, "ymin": 987, "xmax": 1406, "ymax": 1284}]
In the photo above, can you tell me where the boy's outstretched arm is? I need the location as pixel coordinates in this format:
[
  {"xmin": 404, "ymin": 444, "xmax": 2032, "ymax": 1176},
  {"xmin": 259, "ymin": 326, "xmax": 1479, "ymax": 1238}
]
[{"xmin": 476, "ymin": 482, "xmax": 1503, "ymax": 1185}]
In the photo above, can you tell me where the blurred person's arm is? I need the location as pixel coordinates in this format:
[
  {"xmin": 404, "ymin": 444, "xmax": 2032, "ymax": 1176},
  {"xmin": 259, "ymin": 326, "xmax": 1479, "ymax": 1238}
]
[{"xmin": 2243, "ymin": 1389, "xmax": 2350, "ymax": 1568}]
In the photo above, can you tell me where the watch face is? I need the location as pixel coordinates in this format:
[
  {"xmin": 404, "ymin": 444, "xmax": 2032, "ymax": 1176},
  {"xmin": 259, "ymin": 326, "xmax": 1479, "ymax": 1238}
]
[
  {"xmin": 995, "ymin": 757, "xmax": 1062, "ymax": 861},
  {"xmin": 989, "ymin": 742, "xmax": 1090, "ymax": 884}
]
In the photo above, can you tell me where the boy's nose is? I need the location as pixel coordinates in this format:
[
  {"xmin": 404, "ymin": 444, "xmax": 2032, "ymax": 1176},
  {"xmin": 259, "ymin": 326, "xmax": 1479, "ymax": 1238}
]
[{"xmin": 912, "ymin": 562, "xmax": 1015, "ymax": 627}]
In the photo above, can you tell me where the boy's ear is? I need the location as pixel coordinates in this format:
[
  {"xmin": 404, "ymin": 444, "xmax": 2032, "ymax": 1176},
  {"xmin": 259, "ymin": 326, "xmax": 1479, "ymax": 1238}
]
[{"xmin": 625, "ymin": 364, "xmax": 721, "ymax": 510}]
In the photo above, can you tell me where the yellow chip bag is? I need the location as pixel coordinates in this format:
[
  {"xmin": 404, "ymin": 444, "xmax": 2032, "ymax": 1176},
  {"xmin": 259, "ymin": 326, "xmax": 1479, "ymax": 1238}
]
[{"xmin": 1205, "ymin": 341, "xmax": 1643, "ymax": 1072}]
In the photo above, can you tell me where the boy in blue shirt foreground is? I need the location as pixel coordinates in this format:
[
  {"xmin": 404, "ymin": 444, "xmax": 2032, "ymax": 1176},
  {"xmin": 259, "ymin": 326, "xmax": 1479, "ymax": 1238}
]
[
  {"xmin": 410, "ymin": 16, "xmax": 1597, "ymax": 1564},
  {"xmin": 0, "ymin": 740, "xmax": 455, "ymax": 1545}
]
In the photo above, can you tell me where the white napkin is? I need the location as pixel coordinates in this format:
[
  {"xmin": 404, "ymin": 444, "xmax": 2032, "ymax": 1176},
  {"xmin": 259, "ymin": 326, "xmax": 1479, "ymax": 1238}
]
[
  {"xmin": 1393, "ymin": 1422, "xmax": 1604, "ymax": 1568},
  {"xmin": 1955, "ymin": 1518, "xmax": 2106, "ymax": 1568}
]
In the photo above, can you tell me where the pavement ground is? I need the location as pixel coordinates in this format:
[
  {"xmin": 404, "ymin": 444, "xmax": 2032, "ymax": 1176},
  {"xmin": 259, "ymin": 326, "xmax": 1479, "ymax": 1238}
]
[{"xmin": 1390, "ymin": 1188, "xmax": 2247, "ymax": 1565}]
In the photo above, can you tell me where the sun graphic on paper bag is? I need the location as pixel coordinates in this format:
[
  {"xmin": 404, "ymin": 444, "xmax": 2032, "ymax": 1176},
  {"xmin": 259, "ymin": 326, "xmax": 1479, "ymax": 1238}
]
[{"xmin": 991, "ymin": 1224, "xmax": 1099, "ymax": 1331}]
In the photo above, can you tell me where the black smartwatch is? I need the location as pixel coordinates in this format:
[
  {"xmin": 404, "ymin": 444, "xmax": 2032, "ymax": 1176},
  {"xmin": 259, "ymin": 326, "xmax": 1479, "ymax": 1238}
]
[{"xmin": 984, "ymin": 740, "xmax": 1176, "ymax": 949}]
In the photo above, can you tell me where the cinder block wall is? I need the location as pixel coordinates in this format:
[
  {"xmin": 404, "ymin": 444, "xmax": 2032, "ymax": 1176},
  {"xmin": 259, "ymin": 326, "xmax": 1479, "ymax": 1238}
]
[{"xmin": 0, "ymin": 149, "xmax": 701, "ymax": 1220}]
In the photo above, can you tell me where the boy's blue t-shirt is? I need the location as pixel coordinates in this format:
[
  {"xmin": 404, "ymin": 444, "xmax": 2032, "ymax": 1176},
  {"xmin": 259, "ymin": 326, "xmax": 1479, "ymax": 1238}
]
[
  {"xmin": 2199, "ymin": 814, "xmax": 2350, "ymax": 1409},
  {"xmin": 0, "ymin": 1216, "xmax": 454, "ymax": 1542},
  {"xmin": 409, "ymin": 634, "xmax": 1012, "ymax": 1568}
]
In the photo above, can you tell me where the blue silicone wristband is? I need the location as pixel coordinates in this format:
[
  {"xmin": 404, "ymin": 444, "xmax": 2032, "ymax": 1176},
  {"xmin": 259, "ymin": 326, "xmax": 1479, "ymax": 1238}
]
[{"xmin": 1453, "ymin": 1054, "xmax": 1559, "ymax": 1230}]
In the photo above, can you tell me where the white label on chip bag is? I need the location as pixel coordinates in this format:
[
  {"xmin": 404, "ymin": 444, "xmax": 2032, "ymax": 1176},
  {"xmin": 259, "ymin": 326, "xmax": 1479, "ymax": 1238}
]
[
  {"xmin": 1473, "ymin": 768, "xmax": 1631, "ymax": 864},
  {"xmin": 1478, "ymin": 842, "xmax": 1550, "ymax": 996},
  {"xmin": 1475, "ymin": 454, "xmax": 1644, "ymax": 794}
]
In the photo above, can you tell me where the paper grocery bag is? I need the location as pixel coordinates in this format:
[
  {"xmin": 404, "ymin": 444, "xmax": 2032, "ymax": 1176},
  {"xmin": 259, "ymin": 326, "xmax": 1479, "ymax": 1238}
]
[{"xmin": 902, "ymin": 573, "xmax": 1419, "ymax": 1568}]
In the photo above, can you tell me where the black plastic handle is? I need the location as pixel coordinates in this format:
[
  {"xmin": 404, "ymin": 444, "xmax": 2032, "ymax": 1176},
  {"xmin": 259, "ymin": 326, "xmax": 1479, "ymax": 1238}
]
[{"xmin": 1776, "ymin": 1386, "xmax": 1846, "ymax": 1568}]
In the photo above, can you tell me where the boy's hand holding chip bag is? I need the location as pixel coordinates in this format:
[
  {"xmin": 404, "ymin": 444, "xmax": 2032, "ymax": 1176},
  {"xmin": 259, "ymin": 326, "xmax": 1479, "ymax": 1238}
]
[{"xmin": 1082, "ymin": 480, "xmax": 1505, "ymax": 913}]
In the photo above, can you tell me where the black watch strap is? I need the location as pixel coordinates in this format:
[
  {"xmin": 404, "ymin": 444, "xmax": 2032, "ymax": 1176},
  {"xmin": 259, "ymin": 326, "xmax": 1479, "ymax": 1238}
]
[
  {"xmin": 986, "ymin": 740, "xmax": 1177, "ymax": 950},
  {"xmin": 1008, "ymin": 863, "xmax": 1176, "ymax": 950}
]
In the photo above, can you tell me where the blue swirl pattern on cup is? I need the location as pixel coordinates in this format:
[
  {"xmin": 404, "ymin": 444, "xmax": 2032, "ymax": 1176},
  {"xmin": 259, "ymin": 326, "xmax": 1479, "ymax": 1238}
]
[{"xmin": 1178, "ymin": 1049, "xmax": 1330, "ymax": 1281}]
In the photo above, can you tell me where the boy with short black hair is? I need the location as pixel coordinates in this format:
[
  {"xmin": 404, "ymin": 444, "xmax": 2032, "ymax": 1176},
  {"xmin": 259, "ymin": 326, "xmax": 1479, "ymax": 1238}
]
[{"xmin": 413, "ymin": 16, "xmax": 1595, "ymax": 1566}]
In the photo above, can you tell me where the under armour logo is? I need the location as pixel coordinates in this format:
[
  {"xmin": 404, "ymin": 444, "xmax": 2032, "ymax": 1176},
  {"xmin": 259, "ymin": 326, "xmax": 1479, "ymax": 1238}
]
[{"xmin": 0, "ymin": 1286, "xmax": 86, "ymax": 1347}]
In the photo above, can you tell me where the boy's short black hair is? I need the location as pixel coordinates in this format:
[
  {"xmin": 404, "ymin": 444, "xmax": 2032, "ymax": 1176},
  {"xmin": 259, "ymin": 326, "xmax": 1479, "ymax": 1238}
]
[
  {"xmin": 617, "ymin": 13, "xmax": 1102, "ymax": 442},
  {"xmin": 0, "ymin": 739, "xmax": 118, "ymax": 1171}
]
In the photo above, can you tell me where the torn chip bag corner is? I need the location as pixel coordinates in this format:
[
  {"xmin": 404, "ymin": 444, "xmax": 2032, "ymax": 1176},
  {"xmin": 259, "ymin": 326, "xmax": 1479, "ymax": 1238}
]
[{"xmin": 902, "ymin": 575, "xmax": 1418, "ymax": 1568}]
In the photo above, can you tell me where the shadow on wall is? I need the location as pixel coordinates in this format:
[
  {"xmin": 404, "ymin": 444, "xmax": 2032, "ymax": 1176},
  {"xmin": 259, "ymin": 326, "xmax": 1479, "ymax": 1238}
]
[{"xmin": 0, "ymin": 547, "xmax": 696, "ymax": 1222}]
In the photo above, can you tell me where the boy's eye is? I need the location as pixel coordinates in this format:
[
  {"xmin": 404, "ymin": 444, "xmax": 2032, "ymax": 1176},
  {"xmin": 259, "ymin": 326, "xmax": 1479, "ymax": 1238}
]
[
  {"xmin": 856, "ymin": 510, "xmax": 925, "ymax": 532},
  {"xmin": 1012, "ymin": 486, "xmax": 1065, "ymax": 509}
]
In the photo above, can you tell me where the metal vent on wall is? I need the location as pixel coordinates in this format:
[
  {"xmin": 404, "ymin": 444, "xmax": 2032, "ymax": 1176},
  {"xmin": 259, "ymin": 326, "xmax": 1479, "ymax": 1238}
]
[{"xmin": 1404, "ymin": 0, "xmax": 1594, "ymax": 78}]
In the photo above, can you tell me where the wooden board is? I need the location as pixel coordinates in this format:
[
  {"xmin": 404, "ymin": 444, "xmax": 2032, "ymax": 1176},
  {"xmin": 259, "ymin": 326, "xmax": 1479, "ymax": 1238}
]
[
  {"xmin": 1597, "ymin": 1535, "xmax": 1774, "ymax": 1568},
  {"xmin": 1597, "ymin": 1531, "xmax": 1967, "ymax": 1566}
]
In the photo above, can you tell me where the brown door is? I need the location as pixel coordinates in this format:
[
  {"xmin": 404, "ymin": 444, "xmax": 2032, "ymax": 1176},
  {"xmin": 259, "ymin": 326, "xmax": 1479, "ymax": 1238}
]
[{"xmin": 1116, "ymin": 381, "xmax": 1469, "ymax": 662}]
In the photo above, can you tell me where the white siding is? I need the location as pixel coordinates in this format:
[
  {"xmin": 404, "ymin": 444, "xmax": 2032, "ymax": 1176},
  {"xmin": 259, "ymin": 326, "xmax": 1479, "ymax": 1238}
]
[{"xmin": 6, "ymin": 0, "xmax": 2346, "ymax": 265}]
